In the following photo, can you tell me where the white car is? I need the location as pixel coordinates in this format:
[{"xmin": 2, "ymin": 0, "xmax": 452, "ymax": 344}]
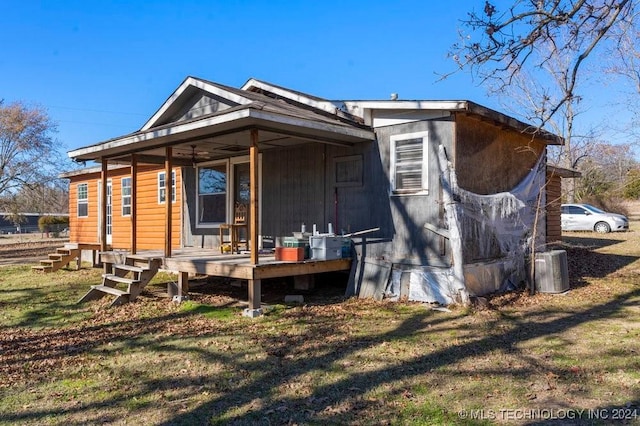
[{"xmin": 561, "ymin": 203, "xmax": 629, "ymax": 233}]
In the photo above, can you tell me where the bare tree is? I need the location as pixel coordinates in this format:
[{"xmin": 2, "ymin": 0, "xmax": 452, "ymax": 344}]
[
  {"xmin": 451, "ymin": 1, "xmax": 637, "ymax": 125},
  {"xmin": 0, "ymin": 101, "xmax": 65, "ymax": 211}
]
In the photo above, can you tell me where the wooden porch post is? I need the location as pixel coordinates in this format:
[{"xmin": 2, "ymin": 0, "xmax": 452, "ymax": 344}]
[
  {"xmin": 100, "ymin": 159, "xmax": 108, "ymax": 252},
  {"xmin": 131, "ymin": 154, "xmax": 138, "ymax": 255},
  {"xmin": 244, "ymin": 129, "xmax": 262, "ymax": 318},
  {"xmin": 165, "ymin": 147, "xmax": 173, "ymax": 258},
  {"xmin": 250, "ymin": 129, "xmax": 259, "ymax": 265}
]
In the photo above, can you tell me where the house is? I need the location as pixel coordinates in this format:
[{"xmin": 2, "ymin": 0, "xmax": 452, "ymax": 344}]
[{"xmin": 63, "ymin": 76, "xmax": 564, "ymax": 314}]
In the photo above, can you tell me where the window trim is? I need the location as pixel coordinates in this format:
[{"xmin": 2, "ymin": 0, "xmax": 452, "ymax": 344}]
[
  {"xmin": 77, "ymin": 183, "xmax": 89, "ymax": 218},
  {"xmin": 390, "ymin": 130, "xmax": 429, "ymax": 195},
  {"xmin": 158, "ymin": 170, "xmax": 177, "ymax": 204},
  {"xmin": 194, "ymin": 155, "xmax": 263, "ymax": 229},
  {"xmin": 196, "ymin": 159, "xmax": 228, "ymax": 228},
  {"xmin": 121, "ymin": 176, "xmax": 132, "ymax": 216}
]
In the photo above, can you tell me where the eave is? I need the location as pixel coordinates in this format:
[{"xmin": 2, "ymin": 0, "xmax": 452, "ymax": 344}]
[{"xmin": 68, "ymin": 105, "xmax": 375, "ymax": 162}]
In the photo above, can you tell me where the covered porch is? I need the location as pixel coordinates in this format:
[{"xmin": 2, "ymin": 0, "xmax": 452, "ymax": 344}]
[{"xmin": 68, "ymin": 77, "xmax": 373, "ymax": 316}]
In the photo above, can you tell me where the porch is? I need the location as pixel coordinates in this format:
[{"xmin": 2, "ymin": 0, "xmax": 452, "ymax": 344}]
[{"xmin": 100, "ymin": 248, "xmax": 353, "ymax": 316}]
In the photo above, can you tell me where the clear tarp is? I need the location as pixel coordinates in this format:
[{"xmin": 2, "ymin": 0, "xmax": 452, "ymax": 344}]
[{"xmin": 405, "ymin": 152, "xmax": 546, "ymax": 304}]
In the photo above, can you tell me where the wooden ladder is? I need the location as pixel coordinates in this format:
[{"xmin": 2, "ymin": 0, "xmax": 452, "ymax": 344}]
[
  {"xmin": 77, "ymin": 255, "xmax": 162, "ymax": 307},
  {"xmin": 32, "ymin": 247, "xmax": 81, "ymax": 273}
]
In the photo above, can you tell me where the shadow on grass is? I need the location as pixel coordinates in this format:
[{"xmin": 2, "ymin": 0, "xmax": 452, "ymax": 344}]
[
  {"xmin": 564, "ymin": 245, "xmax": 639, "ymax": 288},
  {"xmin": 3, "ymin": 283, "xmax": 639, "ymax": 425},
  {"xmin": 561, "ymin": 234, "xmax": 626, "ymax": 249}
]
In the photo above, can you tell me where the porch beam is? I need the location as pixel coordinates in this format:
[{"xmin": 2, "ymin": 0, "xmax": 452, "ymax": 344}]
[
  {"xmin": 165, "ymin": 147, "xmax": 173, "ymax": 258},
  {"xmin": 100, "ymin": 159, "xmax": 108, "ymax": 252},
  {"xmin": 131, "ymin": 154, "xmax": 138, "ymax": 255}
]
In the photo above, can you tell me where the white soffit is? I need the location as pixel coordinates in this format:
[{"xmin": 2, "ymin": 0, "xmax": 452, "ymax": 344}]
[{"xmin": 371, "ymin": 110, "xmax": 452, "ymax": 127}]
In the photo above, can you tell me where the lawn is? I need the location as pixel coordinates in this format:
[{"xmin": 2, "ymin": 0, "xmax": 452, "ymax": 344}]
[{"xmin": 0, "ymin": 227, "xmax": 639, "ymax": 425}]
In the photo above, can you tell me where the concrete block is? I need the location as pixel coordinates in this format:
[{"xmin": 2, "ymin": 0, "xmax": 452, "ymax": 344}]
[
  {"xmin": 284, "ymin": 295, "xmax": 304, "ymax": 304},
  {"xmin": 294, "ymin": 274, "xmax": 315, "ymax": 290},
  {"xmin": 242, "ymin": 308, "xmax": 263, "ymax": 318}
]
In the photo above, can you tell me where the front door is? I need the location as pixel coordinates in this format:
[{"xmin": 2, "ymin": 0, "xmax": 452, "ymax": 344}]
[
  {"xmin": 233, "ymin": 162, "xmax": 250, "ymax": 207},
  {"xmin": 98, "ymin": 180, "xmax": 113, "ymax": 245},
  {"xmin": 230, "ymin": 157, "xmax": 261, "ymax": 246}
]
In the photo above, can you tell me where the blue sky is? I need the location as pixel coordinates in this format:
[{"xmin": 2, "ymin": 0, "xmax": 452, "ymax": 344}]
[{"xmin": 1, "ymin": 1, "xmax": 629, "ymax": 161}]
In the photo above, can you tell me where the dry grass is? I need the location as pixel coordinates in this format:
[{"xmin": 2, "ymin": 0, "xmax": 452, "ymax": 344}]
[{"xmin": 1, "ymin": 226, "xmax": 639, "ymax": 425}]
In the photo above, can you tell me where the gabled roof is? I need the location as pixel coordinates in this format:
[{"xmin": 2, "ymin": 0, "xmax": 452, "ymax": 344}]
[
  {"xmin": 68, "ymin": 76, "xmax": 561, "ymax": 162},
  {"xmin": 68, "ymin": 77, "xmax": 375, "ymax": 162}
]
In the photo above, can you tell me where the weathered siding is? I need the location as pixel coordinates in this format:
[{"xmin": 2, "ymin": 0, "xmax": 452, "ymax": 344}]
[
  {"xmin": 67, "ymin": 165, "xmax": 181, "ymax": 250},
  {"xmin": 373, "ymin": 119, "xmax": 455, "ymax": 265},
  {"xmin": 262, "ymin": 144, "xmax": 327, "ymax": 237},
  {"xmin": 455, "ymin": 113, "xmax": 546, "ymax": 194},
  {"xmin": 546, "ymin": 172, "xmax": 562, "ymax": 244}
]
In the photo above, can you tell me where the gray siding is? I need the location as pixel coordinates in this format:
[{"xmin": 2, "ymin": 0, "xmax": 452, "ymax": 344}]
[
  {"xmin": 180, "ymin": 117, "xmax": 456, "ymax": 269},
  {"xmin": 372, "ymin": 119, "xmax": 455, "ymax": 266}
]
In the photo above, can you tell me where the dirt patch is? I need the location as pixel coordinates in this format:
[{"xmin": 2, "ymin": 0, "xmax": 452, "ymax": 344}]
[{"xmin": 0, "ymin": 239, "xmax": 68, "ymax": 265}]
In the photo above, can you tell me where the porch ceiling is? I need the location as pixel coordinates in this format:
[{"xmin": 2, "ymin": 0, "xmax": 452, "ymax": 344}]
[{"xmin": 68, "ymin": 105, "xmax": 375, "ymax": 164}]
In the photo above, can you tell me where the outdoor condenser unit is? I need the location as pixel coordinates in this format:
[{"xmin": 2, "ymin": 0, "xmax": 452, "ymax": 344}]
[{"xmin": 534, "ymin": 250, "xmax": 569, "ymax": 293}]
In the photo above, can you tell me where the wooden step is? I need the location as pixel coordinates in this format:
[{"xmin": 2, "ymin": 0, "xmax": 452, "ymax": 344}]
[
  {"xmin": 102, "ymin": 274, "xmax": 140, "ymax": 285},
  {"xmin": 114, "ymin": 264, "xmax": 148, "ymax": 273},
  {"xmin": 91, "ymin": 285, "xmax": 129, "ymax": 297},
  {"xmin": 126, "ymin": 255, "xmax": 161, "ymax": 262},
  {"xmin": 48, "ymin": 254, "xmax": 63, "ymax": 261},
  {"xmin": 56, "ymin": 248, "xmax": 72, "ymax": 255},
  {"xmin": 40, "ymin": 260, "xmax": 57, "ymax": 266},
  {"xmin": 32, "ymin": 265, "xmax": 52, "ymax": 272}
]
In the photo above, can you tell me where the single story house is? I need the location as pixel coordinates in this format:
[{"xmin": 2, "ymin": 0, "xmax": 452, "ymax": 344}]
[{"xmin": 63, "ymin": 76, "xmax": 565, "ymax": 313}]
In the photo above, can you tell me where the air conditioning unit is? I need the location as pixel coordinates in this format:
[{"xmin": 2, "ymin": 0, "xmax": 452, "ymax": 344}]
[{"xmin": 535, "ymin": 250, "xmax": 569, "ymax": 293}]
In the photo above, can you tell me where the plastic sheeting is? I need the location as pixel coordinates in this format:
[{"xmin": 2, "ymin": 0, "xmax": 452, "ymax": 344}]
[
  {"xmin": 407, "ymin": 151, "xmax": 547, "ymax": 304},
  {"xmin": 408, "ymin": 269, "xmax": 455, "ymax": 305},
  {"xmin": 456, "ymin": 152, "xmax": 546, "ymax": 292}
]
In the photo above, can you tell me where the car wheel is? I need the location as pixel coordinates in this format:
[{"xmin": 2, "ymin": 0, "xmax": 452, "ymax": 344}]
[{"xmin": 594, "ymin": 221, "xmax": 611, "ymax": 233}]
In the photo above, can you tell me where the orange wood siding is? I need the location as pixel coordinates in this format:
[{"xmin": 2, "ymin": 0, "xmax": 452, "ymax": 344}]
[
  {"xmin": 134, "ymin": 165, "xmax": 181, "ymax": 250},
  {"xmin": 67, "ymin": 165, "xmax": 182, "ymax": 250},
  {"xmin": 68, "ymin": 178, "xmax": 100, "ymax": 244}
]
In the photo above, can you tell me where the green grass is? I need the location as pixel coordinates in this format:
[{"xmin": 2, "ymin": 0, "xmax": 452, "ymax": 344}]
[
  {"xmin": 180, "ymin": 300, "xmax": 240, "ymax": 320},
  {"xmin": 1, "ymin": 227, "xmax": 640, "ymax": 425}
]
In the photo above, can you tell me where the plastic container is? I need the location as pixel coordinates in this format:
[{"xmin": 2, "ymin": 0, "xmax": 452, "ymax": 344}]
[
  {"xmin": 275, "ymin": 247, "xmax": 305, "ymax": 261},
  {"xmin": 309, "ymin": 235, "xmax": 343, "ymax": 260}
]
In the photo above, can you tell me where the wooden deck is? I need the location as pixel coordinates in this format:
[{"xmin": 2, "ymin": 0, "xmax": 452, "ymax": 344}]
[
  {"xmin": 163, "ymin": 249, "xmax": 352, "ymax": 280},
  {"xmin": 99, "ymin": 248, "xmax": 352, "ymax": 316},
  {"xmin": 100, "ymin": 248, "xmax": 352, "ymax": 279}
]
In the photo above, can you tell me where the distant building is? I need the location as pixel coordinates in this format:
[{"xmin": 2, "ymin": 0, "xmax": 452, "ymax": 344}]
[{"xmin": 0, "ymin": 213, "xmax": 69, "ymax": 234}]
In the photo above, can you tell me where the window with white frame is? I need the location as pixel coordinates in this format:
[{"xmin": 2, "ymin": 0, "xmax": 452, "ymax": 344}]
[
  {"xmin": 390, "ymin": 131, "xmax": 429, "ymax": 194},
  {"xmin": 158, "ymin": 170, "xmax": 176, "ymax": 204},
  {"xmin": 77, "ymin": 183, "xmax": 88, "ymax": 217},
  {"xmin": 122, "ymin": 177, "xmax": 132, "ymax": 216},
  {"xmin": 197, "ymin": 163, "xmax": 227, "ymax": 225}
]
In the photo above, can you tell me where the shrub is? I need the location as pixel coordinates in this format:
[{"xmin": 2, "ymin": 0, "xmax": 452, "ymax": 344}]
[
  {"xmin": 38, "ymin": 215, "xmax": 69, "ymax": 233},
  {"xmin": 579, "ymin": 195, "xmax": 629, "ymax": 217}
]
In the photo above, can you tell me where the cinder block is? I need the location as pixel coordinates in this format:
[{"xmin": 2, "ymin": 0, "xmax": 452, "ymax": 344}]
[
  {"xmin": 284, "ymin": 295, "xmax": 304, "ymax": 304},
  {"xmin": 294, "ymin": 274, "xmax": 315, "ymax": 290}
]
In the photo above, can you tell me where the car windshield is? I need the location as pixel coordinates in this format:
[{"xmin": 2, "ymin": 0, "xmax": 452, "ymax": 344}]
[{"xmin": 582, "ymin": 204, "xmax": 606, "ymax": 214}]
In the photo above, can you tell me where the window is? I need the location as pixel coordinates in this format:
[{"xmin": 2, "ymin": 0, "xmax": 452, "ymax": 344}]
[
  {"xmin": 77, "ymin": 183, "xmax": 88, "ymax": 217},
  {"xmin": 198, "ymin": 163, "xmax": 227, "ymax": 225},
  {"xmin": 334, "ymin": 155, "xmax": 363, "ymax": 187},
  {"xmin": 158, "ymin": 170, "xmax": 176, "ymax": 204},
  {"xmin": 390, "ymin": 131, "xmax": 428, "ymax": 194},
  {"xmin": 122, "ymin": 177, "xmax": 131, "ymax": 216}
]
